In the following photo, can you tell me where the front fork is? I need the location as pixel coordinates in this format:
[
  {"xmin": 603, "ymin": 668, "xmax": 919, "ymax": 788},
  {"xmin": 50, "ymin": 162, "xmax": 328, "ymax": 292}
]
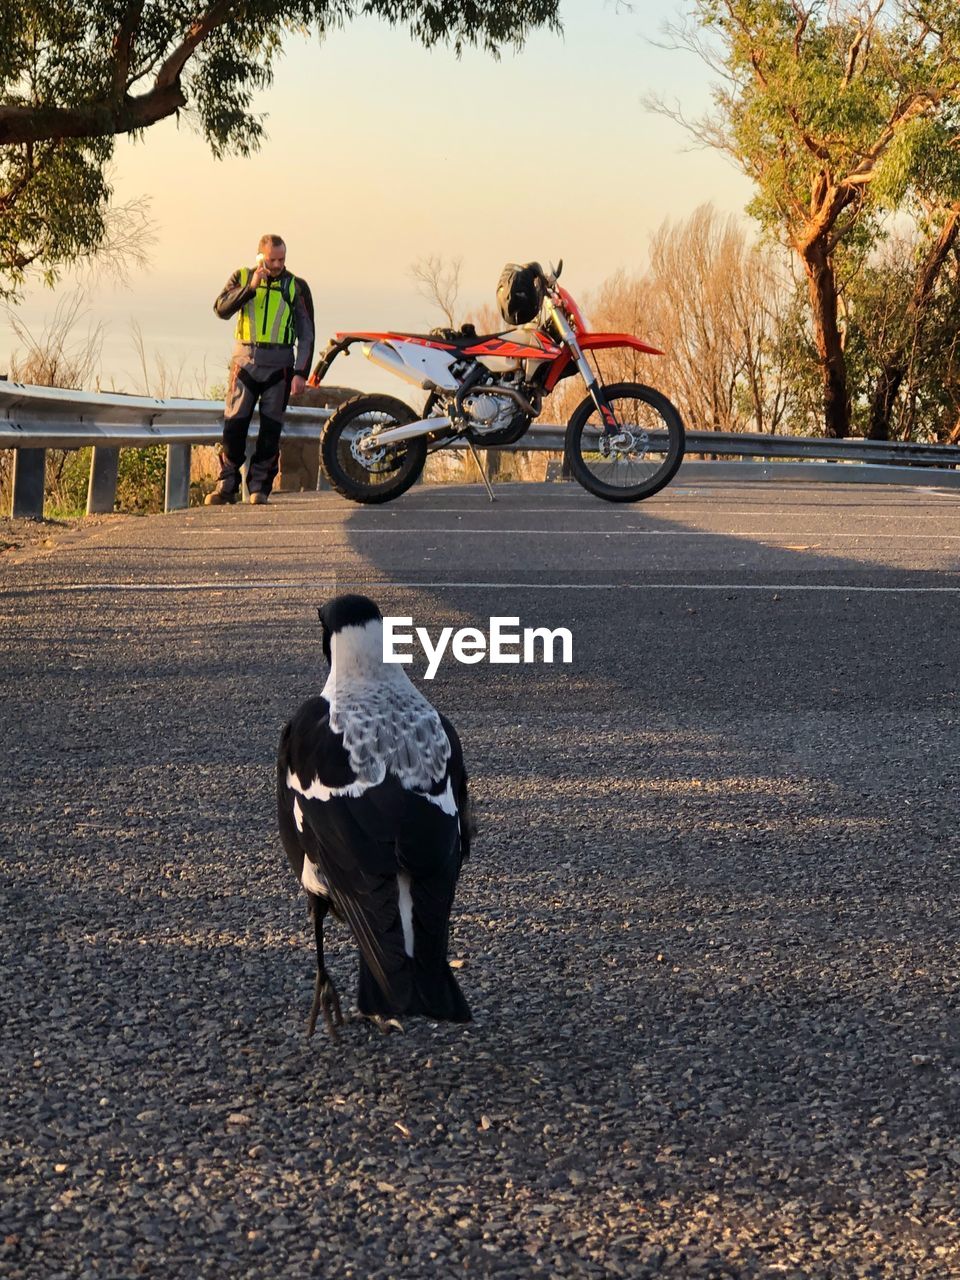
[
  {"xmin": 580, "ymin": 361, "xmax": 619, "ymax": 434},
  {"xmin": 548, "ymin": 304, "xmax": 619, "ymax": 435}
]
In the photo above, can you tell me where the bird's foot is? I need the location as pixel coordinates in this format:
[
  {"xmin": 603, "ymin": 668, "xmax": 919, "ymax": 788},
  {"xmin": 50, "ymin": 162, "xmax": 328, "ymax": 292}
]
[
  {"xmin": 362, "ymin": 1013, "xmax": 404, "ymax": 1036},
  {"xmin": 306, "ymin": 971, "xmax": 344, "ymax": 1039}
]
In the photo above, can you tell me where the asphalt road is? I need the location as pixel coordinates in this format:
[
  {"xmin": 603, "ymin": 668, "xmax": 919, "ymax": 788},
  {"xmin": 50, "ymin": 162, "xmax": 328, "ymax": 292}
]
[{"xmin": 2, "ymin": 479, "xmax": 959, "ymax": 1278}]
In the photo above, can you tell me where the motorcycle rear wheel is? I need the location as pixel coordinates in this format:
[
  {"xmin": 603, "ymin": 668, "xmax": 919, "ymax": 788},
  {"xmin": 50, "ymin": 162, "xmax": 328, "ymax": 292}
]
[
  {"xmin": 320, "ymin": 394, "xmax": 427, "ymax": 505},
  {"xmin": 565, "ymin": 382, "xmax": 685, "ymax": 503}
]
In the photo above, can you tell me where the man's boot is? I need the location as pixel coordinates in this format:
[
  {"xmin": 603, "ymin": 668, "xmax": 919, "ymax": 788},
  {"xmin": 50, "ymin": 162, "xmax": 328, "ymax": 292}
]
[
  {"xmin": 204, "ymin": 483, "xmax": 238, "ymax": 506},
  {"xmin": 247, "ymin": 450, "xmax": 280, "ymax": 505},
  {"xmin": 204, "ymin": 452, "xmax": 242, "ymax": 505}
]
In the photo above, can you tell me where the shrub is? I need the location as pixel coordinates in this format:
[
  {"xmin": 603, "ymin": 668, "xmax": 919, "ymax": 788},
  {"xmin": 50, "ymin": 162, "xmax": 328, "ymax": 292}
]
[
  {"xmin": 45, "ymin": 448, "xmax": 91, "ymax": 518},
  {"xmin": 116, "ymin": 445, "xmax": 167, "ymax": 514}
]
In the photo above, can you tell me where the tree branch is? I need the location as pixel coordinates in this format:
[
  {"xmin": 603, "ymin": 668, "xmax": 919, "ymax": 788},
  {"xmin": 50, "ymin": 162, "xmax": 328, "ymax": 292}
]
[
  {"xmin": 841, "ymin": 2, "xmax": 884, "ymax": 88},
  {"xmin": 842, "ymin": 28, "xmax": 867, "ymax": 87},
  {"xmin": 912, "ymin": 206, "xmax": 960, "ymax": 315},
  {"xmin": 0, "ymin": 144, "xmax": 38, "ymax": 210},
  {"xmin": 111, "ymin": 2, "xmax": 145, "ymax": 99},
  {"xmin": 750, "ymin": 50, "xmax": 768, "ymax": 88},
  {"xmin": 0, "ymin": 3, "xmax": 239, "ymax": 145},
  {"xmin": 152, "ymin": 1, "xmax": 238, "ymax": 91},
  {"xmin": 841, "ymin": 88, "xmax": 953, "ymax": 185},
  {"xmin": 792, "ymin": 2, "xmax": 811, "ymax": 58},
  {"xmin": 786, "ymin": 102, "xmax": 833, "ymax": 160},
  {"xmin": 800, "ymin": 179, "xmax": 856, "ymax": 250},
  {"xmin": 0, "ymin": 83, "xmax": 187, "ymax": 144}
]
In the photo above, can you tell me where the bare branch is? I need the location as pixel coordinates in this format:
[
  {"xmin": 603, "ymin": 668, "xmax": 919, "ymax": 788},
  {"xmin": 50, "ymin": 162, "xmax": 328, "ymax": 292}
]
[
  {"xmin": 643, "ymin": 94, "xmax": 738, "ymax": 156},
  {"xmin": 410, "ymin": 254, "xmax": 463, "ymax": 328},
  {"xmin": 649, "ymin": 13, "xmax": 743, "ymax": 89},
  {"xmin": 76, "ymin": 195, "xmax": 157, "ymax": 285},
  {"xmin": 5, "ymin": 291, "xmax": 104, "ymax": 390}
]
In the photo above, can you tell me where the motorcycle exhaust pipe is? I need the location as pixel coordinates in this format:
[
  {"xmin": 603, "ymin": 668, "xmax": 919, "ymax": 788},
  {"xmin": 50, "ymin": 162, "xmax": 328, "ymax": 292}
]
[
  {"xmin": 358, "ymin": 416, "xmax": 452, "ymax": 449},
  {"xmin": 363, "ymin": 340, "xmax": 441, "ymax": 391}
]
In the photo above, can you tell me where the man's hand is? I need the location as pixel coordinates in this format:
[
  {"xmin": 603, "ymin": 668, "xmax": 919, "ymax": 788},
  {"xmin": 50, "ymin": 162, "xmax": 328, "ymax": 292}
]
[
  {"xmin": 249, "ymin": 265, "xmax": 269, "ymax": 288},
  {"xmin": 291, "ymin": 374, "xmax": 306, "ymax": 397}
]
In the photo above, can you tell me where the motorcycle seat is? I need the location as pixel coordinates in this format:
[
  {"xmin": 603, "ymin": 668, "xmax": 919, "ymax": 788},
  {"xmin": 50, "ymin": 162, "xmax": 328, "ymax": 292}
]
[{"xmin": 397, "ymin": 325, "xmax": 508, "ymax": 347}]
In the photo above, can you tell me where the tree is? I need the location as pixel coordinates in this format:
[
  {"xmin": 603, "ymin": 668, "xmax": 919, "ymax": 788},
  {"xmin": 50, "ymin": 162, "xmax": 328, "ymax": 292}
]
[
  {"xmin": 0, "ymin": 1, "xmax": 560, "ymax": 296},
  {"xmin": 645, "ymin": 205, "xmax": 795, "ymax": 433},
  {"xmin": 665, "ymin": 1, "xmax": 960, "ymax": 437},
  {"xmin": 543, "ymin": 207, "xmax": 796, "ymax": 435},
  {"xmin": 846, "ymin": 223, "xmax": 960, "ymax": 441},
  {"xmin": 866, "ymin": 118, "xmax": 960, "ymax": 437},
  {"xmin": 410, "ymin": 254, "xmax": 463, "ymax": 328},
  {"xmin": 859, "ymin": 209, "xmax": 957, "ymax": 437}
]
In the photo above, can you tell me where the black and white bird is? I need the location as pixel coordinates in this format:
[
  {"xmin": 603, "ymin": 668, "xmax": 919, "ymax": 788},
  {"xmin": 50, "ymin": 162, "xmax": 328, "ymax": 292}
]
[{"xmin": 277, "ymin": 593, "xmax": 472, "ymax": 1036}]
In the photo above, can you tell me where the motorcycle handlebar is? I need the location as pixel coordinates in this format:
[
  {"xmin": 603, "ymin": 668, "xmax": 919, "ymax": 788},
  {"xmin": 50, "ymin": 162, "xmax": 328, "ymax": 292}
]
[{"xmin": 537, "ymin": 259, "xmax": 563, "ymax": 293}]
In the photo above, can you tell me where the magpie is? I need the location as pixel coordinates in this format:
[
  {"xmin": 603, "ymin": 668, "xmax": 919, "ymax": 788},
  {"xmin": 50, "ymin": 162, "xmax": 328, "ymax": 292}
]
[{"xmin": 277, "ymin": 593, "xmax": 472, "ymax": 1036}]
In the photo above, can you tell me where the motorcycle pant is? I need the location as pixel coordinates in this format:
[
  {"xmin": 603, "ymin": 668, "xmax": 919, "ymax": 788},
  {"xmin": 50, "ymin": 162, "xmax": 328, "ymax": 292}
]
[{"xmin": 218, "ymin": 363, "xmax": 291, "ymax": 496}]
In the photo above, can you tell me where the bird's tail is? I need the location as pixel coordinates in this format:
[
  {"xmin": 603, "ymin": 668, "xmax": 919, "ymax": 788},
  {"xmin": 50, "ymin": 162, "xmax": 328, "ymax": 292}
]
[
  {"xmin": 357, "ymin": 954, "xmax": 412, "ymax": 1020},
  {"xmin": 356, "ymin": 943, "xmax": 471, "ymax": 1023},
  {"xmin": 411, "ymin": 961, "xmax": 472, "ymax": 1022}
]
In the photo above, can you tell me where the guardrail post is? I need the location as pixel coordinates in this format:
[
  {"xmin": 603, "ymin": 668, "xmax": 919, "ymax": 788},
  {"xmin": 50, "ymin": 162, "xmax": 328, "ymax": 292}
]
[
  {"xmin": 164, "ymin": 443, "xmax": 191, "ymax": 512},
  {"xmin": 11, "ymin": 448, "xmax": 46, "ymax": 519},
  {"xmin": 86, "ymin": 447, "xmax": 119, "ymax": 514}
]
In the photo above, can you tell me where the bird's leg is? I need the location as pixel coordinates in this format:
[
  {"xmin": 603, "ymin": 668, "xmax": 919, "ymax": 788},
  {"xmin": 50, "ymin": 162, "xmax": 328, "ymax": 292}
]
[
  {"xmin": 306, "ymin": 896, "xmax": 344, "ymax": 1039},
  {"xmin": 307, "ymin": 970, "xmax": 344, "ymax": 1039}
]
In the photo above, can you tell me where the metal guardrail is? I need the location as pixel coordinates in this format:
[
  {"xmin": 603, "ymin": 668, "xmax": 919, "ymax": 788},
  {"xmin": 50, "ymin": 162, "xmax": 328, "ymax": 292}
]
[
  {"xmin": 2, "ymin": 381, "xmax": 958, "ymax": 518},
  {"xmin": 0, "ymin": 382, "xmax": 335, "ymax": 517}
]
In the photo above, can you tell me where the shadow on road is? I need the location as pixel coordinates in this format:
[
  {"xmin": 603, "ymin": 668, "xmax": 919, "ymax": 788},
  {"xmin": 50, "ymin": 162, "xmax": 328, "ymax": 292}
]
[{"xmin": 2, "ymin": 483, "xmax": 959, "ymax": 1273}]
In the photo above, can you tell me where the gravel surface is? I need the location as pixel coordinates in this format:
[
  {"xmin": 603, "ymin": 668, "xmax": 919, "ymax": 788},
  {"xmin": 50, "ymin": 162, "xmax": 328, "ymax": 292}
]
[
  {"xmin": 2, "ymin": 482, "xmax": 959, "ymax": 1278},
  {"xmin": 0, "ymin": 515, "xmax": 115, "ymax": 556}
]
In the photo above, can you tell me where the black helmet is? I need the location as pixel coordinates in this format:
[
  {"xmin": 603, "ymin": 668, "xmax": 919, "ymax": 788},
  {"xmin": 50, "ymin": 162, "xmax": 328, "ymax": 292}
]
[{"xmin": 496, "ymin": 262, "xmax": 544, "ymax": 325}]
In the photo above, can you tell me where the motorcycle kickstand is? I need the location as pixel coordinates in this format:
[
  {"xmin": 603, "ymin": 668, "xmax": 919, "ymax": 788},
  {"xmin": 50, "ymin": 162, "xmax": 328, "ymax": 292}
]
[{"xmin": 466, "ymin": 438, "xmax": 497, "ymax": 503}]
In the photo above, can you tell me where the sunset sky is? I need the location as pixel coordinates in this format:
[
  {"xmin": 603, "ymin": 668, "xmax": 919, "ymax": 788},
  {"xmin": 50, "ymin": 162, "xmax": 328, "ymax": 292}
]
[{"xmin": 3, "ymin": 0, "xmax": 754, "ymax": 395}]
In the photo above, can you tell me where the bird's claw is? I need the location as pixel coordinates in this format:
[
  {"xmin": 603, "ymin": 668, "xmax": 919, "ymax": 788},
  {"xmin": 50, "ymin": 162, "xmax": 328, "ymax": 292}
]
[
  {"xmin": 322, "ymin": 983, "xmax": 345, "ymax": 1037},
  {"xmin": 306, "ymin": 972, "xmax": 344, "ymax": 1039},
  {"xmin": 361, "ymin": 1014, "xmax": 404, "ymax": 1035}
]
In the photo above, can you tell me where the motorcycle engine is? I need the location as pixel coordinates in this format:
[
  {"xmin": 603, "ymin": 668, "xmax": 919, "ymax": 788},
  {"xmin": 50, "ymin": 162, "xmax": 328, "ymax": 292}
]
[
  {"xmin": 460, "ymin": 368, "xmax": 535, "ymax": 438},
  {"xmin": 461, "ymin": 390, "xmax": 517, "ymax": 435}
]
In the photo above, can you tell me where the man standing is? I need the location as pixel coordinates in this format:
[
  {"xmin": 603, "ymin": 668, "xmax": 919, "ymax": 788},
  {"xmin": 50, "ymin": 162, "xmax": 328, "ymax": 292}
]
[{"xmin": 206, "ymin": 234, "xmax": 315, "ymax": 505}]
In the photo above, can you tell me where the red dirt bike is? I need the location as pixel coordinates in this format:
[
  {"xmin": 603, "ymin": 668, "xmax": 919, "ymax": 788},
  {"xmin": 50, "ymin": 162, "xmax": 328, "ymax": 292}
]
[{"xmin": 308, "ymin": 260, "xmax": 685, "ymax": 504}]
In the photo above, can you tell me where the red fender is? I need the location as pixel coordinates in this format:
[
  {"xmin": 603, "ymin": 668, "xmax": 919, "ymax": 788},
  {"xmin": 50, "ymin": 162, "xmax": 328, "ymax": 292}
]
[{"xmin": 543, "ymin": 332, "xmax": 663, "ymax": 393}]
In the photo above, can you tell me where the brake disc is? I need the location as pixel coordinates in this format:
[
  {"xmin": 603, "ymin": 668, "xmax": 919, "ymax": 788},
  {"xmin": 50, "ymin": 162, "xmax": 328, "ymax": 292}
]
[
  {"xmin": 609, "ymin": 429, "xmax": 648, "ymax": 459},
  {"xmin": 350, "ymin": 429, "xmax": 387, "ymax": 469}
]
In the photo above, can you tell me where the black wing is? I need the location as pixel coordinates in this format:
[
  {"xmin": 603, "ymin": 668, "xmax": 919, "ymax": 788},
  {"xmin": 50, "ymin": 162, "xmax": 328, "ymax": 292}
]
[
  {"xmin": 439, "ymin": 711, "xmax": 473, "ymax": 862},
  {"xmin": 278, "ymin": 695, "xmax": 401, "ymax": 1002}
]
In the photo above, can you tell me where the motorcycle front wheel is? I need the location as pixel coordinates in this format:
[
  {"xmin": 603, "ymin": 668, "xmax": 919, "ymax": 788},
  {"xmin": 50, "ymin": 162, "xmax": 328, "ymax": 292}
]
[
  {"xmin": 320, "ymin": 394, "xmax": 427, "ymax": 505},
  {"xmin": 564, "ymin": 382, "xmax": 685, "ymax": 503}
]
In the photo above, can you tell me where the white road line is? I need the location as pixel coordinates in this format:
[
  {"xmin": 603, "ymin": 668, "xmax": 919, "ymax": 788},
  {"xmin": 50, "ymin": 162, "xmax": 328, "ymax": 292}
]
[
  {"xmin": 23, "ymin": 581, "xmax": 960, "ymax": 595},
  {"xmin": 297, "ymin": 502, "xmax": 960, "ymax": 512},
  {"xmin": 174, "ymin": 527, "xmax": 960, "ymax": 539},
  {"xmin": 297, "ymin": 507, "xmax": 960, "ymax": 518}
]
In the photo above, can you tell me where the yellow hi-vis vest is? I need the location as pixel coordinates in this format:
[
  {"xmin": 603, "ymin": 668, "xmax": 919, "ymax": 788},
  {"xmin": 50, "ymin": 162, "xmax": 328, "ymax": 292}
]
[{"xmin": 235, "ymin": 267, "xmax": 296, "ymax": 345}]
